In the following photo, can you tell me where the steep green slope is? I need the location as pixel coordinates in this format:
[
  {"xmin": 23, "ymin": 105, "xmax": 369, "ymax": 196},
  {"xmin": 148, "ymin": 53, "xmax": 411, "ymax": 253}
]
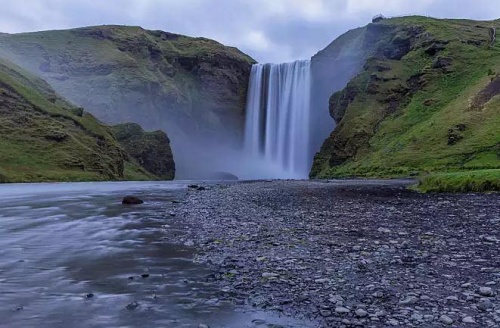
[
  {"xmin": 311, "ymin": 16, "xmax": 500, "ymax": 180},
  {"xmin": 112, "ymin": 123, "xmax": 175, "ymax": 180},
  {"xmin": 0, "ymin": 57, "xmax": 155, "ymax": 182},
  {"xmin": 0, "ymin": 26, "xmax": 255, "ymax": 178}
]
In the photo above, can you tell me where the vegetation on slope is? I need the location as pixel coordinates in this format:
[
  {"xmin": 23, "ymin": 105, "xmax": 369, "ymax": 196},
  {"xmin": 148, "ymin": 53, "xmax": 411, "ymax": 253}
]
[
  {"xmin": 416, "ymin": 169, "xmax": 500, "ymax": 192},
  {"xmin": 0, "ymin": 26, "xmax": 255, "ymax": 157},
  {"xmin": 0, "ymin": 57, "xmax": 154, "ymax": 183},
  {"xmin": 112, "ymin": 123, "xmax": 175, "ymax": 180},
  {"xmin": 311, "ymin": 16, "xmax": 500, "ymax": 189}
]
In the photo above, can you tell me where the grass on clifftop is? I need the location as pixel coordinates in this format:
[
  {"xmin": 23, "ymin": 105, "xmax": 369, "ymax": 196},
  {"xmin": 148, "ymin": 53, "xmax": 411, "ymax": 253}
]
[{"xmin": 415, "ymin": 169, "xmax": 500, "ymax": 192}]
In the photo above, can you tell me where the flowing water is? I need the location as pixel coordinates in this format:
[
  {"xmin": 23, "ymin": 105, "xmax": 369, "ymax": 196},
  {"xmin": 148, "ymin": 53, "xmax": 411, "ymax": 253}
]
[
  {"xmin": 244, "ymin": 61, "xmax": 312, "ymax": 179},
  {"xmin": 0, "ymin": 182, "xmax": 312, "ymax": 328}
]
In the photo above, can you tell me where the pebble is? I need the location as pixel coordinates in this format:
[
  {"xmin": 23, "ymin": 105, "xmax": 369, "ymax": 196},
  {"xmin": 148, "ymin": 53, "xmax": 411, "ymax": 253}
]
[
  {"xmin": 320, "ymin": 310, "xmax": 332, "ymax": 317},
  {"xmin": 335, "ymin": 306, "xmax": 350, "ymax": 314},
  {"xmin": 399, "ymin": 296, "xmax": 418, "ymax": 305},
  {"xmin": 478, "ymin": 298, "xmax": 493, "ymax": 311},
  {"xmin": 355, "ymin": 309, "xmax": 368, "ymax": 317},
  {"xmin": 262, "ymin": 272, "xmax": 278, "ymax": 278},
  {"xmin": 439, "ymin": 315, "xmax": 454, "ymax": 325},
  {"xmin": 410, "ymin": 313, "xmax": 423, "ymax": 321},
  {"xmin": 462, "ymin": 316, "xmax": 475, "ymax": 323},
  {"xmin": 173, "ymin": 180, "xmax": 500, "ymax": 328},
  {"xmin": 314, "ymin": 278, "xmax": 330, "ymax": 283},
  {"xmin": 479, "ymin": 286, "xmax": 494, "ymax": 297}
]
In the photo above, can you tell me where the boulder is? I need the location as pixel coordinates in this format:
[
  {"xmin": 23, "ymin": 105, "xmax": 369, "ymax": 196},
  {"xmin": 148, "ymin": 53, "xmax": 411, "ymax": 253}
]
[{"xmin": 122, "ymin": 196, "xmax": 144, "ymax": 205}]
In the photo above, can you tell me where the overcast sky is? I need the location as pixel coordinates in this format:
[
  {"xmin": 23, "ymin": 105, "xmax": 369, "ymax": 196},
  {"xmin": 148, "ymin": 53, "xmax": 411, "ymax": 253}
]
[{"xmin": 1, "ymin": 0, "xmax": 499, "ymax": 63}]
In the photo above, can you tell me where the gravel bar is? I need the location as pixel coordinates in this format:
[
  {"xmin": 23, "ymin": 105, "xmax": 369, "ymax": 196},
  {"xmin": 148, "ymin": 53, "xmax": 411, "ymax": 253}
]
[{"xmin": 174, "ymin": 180, "xmax": 500, "ymax": 327}]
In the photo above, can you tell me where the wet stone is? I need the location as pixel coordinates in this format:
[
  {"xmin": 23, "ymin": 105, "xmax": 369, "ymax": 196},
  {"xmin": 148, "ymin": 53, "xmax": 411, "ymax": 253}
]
[
  {"xmin": 126, "ymin": 301, "xmax": 139, "ymax": 310},
  {"xmin": 355, "ymin": 309, "xmax": 368, "ymax": 317},
  {"xmin": 479, "ymin": 287, "xmax": 494, "ymax": 297},
  {"xmin": 335, "ymin": 306, "xmax": 350, "ymax": 314},
  {"xmin": 122, "ymin": 196, "xmax": 143, "ymax": 205},
  {"xmin": 439, "ymin": 315, "xmax": 454, "ymax": 325}
]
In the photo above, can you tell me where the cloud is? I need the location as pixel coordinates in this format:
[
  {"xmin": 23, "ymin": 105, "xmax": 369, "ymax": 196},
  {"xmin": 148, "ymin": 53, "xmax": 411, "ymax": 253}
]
[{"xmin": 0, "ymin": 0, "xmax": 499, "ymax": 63}]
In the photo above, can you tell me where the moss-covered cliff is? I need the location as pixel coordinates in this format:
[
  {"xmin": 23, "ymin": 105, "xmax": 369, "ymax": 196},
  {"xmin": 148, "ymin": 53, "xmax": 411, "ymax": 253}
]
[
  {"xmin": 311, "ymin": 16, "xmax": 500, "ymax": 178},
  {"xmin": 0, "ymin": 26, "xmax": 255, "ymax": 178},
  {"xmin": 112, "ymin": 123, "xmax": 175, "ymax": 180},
  {"xmin": 0, "ymin": 57, "xmax": 159, "ymax": 182}
]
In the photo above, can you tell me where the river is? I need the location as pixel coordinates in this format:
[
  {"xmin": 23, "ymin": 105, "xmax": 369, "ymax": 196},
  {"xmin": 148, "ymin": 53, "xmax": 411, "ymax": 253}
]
[{"xmin": 0, "ymin": 181, "xmax": 312, "ymax": 328}]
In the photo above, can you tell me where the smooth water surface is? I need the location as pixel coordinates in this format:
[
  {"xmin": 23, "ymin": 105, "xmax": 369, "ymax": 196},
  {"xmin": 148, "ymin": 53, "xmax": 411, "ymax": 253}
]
[{"xmin": 0, "ymin": 181, "xmax": 312, "ymax": 328}]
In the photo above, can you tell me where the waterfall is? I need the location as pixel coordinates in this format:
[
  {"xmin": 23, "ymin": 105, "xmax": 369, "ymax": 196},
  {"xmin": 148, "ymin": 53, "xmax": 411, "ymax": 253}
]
[{"xmin": 244, "ymin": 60, "xmax": 312, "ymax": 179}]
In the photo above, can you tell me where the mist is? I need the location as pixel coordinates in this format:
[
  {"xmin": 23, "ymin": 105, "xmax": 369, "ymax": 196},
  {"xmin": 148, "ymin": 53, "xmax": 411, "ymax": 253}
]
[{"xmin": 0, "ymin": 22, "xmax": 375, "ymax": 181}]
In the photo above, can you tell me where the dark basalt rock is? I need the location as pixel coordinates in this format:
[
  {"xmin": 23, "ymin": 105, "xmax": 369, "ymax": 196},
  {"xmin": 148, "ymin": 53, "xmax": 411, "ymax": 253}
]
[
  {"xmin": 424, "ymin": 42, "xmax": 448, "ymax": 56},
  {"xmin": 372, "ymin": 14, "xmax": 386, "ymax": 23},
  {"xmin": 112, "ymin": 123, "xmax": 175, "ymax": 180},
  {"xmin": 122, "ymin": 196, "xmax": 144, "ymax": 205},
  {"xmin": 447, "ymin": 124, "xmax": 466, "ymax": 145},
  {"xmin": 432, "ymin": 57, "xmax": 452, "ymax": 70},
  {"xmin": 469, "ymin": 74, "xmax": 500, "ymax": 110}
]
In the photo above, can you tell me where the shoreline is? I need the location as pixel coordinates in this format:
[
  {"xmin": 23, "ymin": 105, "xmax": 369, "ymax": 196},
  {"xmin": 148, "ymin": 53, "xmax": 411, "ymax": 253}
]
[{"xmin": 174, "ymin": 180, "xmax": 500, "ymax": 327}]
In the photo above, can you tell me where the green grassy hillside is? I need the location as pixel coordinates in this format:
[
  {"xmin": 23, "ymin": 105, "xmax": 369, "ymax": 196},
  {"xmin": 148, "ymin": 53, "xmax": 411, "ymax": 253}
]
[
  {"xmin": 311, "ymin": 16, "xmax": 500, "ymax": 187},
  {"xmin": 0, "ymin": 57, "xmax": 155, "ymax": 182},
  {"xmin": 0, "ymin": 26, "xmax": 255, "ymax": 178}
]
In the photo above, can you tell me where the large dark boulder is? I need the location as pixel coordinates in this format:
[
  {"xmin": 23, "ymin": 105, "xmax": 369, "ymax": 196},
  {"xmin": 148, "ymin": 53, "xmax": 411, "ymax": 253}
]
[{"xmin": 122, "ymin": 195, "xmax": 144, "ymax": 205}]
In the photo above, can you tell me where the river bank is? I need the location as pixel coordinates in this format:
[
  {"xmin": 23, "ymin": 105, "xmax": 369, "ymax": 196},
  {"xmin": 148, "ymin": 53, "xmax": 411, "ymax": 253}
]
[{"xmin": 175, "ymin": 180, "xmax": 500, "ymax": 327}]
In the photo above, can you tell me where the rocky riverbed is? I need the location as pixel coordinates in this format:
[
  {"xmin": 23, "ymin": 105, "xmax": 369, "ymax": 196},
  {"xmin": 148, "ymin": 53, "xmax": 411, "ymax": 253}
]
[{"xmin": 172, "ymin": 180, "xmax": 500, "ymax": 327}]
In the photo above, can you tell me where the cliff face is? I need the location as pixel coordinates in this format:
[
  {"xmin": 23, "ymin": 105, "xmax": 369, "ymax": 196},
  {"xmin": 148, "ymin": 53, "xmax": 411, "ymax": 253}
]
[
  {"xmin": 310, "ymin": 27, "xmax": 372, "ymax": 154},
  {"xmin": 0, "ymin": 58, "xmax": 157, "ymax": 182},
  {"xmin": 112, "ymin": 123, "xmax": 175, "ymax": 180},
  {"xmin": 0, "ymin": 26, "xmax": 255, "ymax": 178},
  {"xmin": 311, "ymin": 16, "xmax": 500, "ymax": 178}
]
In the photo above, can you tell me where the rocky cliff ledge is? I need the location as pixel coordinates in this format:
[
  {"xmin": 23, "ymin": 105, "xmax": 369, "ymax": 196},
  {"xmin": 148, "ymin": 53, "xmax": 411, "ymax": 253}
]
[{"xmin": 112, "ymin": 123, "xmax": 175, "ymax": 180}]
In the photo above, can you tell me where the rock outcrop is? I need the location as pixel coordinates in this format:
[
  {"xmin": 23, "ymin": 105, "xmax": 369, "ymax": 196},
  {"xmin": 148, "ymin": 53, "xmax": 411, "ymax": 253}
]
[{"xmin": 112, "ymin": 123, "xmax": 175, "ymax": 180}]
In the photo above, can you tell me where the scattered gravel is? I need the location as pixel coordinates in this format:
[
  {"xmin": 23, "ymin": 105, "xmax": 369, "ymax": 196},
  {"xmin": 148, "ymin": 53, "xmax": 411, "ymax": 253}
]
[{"xmin": 172, "ymin": 180, "xmax": 500, "ymax": 327}]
